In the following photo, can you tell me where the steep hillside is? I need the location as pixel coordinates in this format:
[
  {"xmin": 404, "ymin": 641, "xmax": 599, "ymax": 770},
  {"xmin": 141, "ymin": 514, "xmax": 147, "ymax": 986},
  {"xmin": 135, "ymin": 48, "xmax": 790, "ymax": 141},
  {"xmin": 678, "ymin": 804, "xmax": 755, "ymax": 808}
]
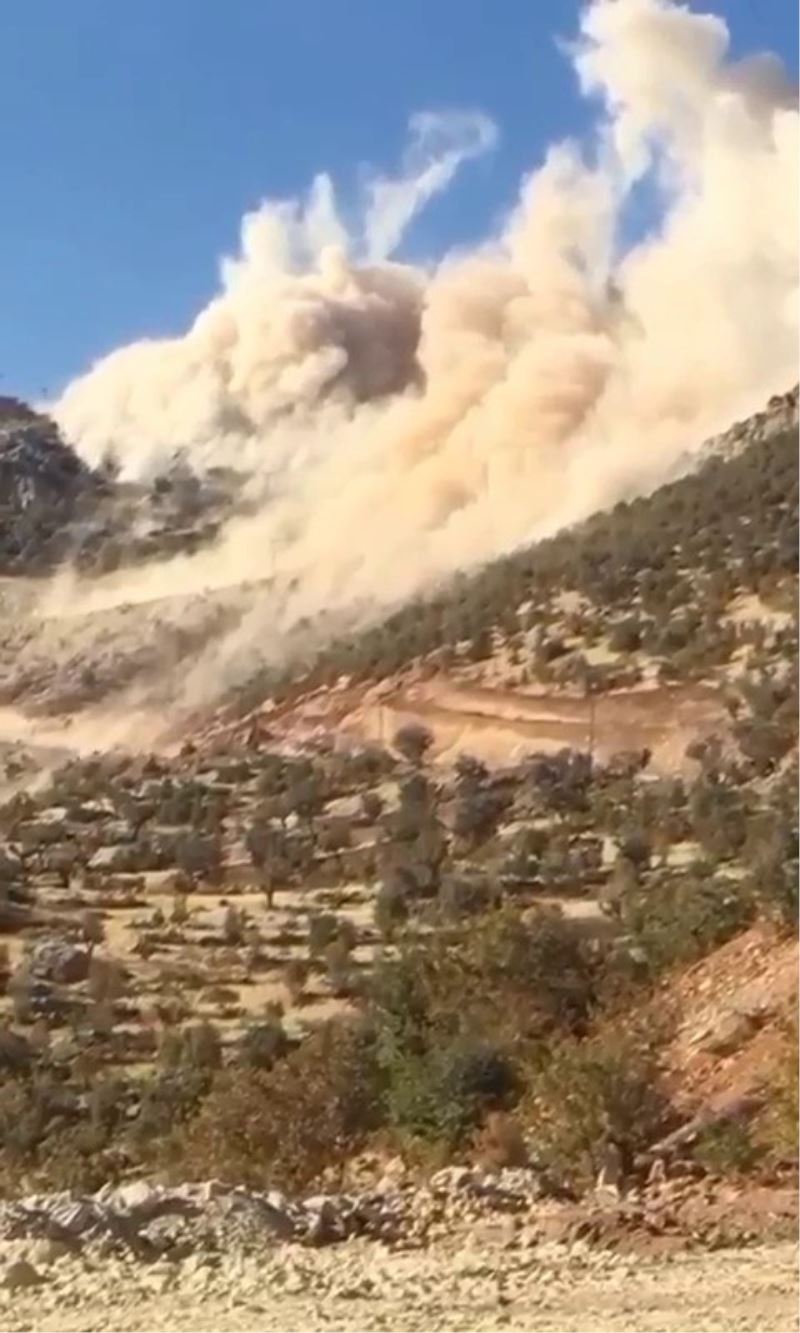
[
  {"xmin": 0, "ymin": 397, "xmax": 105, "ymax": 574},
  {"xmin": 0, "ymin": 385, "xmax": 794, "ymax": 1273},
  {"xmin": 0, "ymin": 388, "xmax": 795, "ymax": 737},
  {"xmin": 217, "ymin": 386, "xmax": 798, "ymax": 762}
]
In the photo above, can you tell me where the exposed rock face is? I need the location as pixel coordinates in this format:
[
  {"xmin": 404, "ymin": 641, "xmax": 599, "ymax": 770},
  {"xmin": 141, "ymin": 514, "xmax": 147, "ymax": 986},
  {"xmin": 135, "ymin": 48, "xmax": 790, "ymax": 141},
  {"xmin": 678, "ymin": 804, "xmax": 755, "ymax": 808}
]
[
  {"xmin": 0, "ymin": 398, "xmax": 103, "ymax": 573},
  {"xmin": 695, "ymin": 384, "xmax": 798, "ymax": 466},
  {"xmin": 0, "ymin": 395, "xmax": 250, "ymax": 577}
]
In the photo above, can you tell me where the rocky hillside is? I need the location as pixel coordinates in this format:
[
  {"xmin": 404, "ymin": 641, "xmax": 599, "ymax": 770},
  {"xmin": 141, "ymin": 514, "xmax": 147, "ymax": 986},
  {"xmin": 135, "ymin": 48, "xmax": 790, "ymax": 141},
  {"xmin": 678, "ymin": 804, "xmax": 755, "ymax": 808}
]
[
  {"xmin": 0, "ymin": 387, "xmax": 795, "ymax": 729},
  {"xmin": 235, "ymin": 385, "xmax": 798, "ymax": 719},
  {"xmin": 0, "ymin": 398, "xmax": 104, "ymax": 574},
  {"xmin": 0, "ymin": 397, "xmax": 251, "ymax": 578},
  {"xmin": 0, "ymin": 387, "xmax": 795, "ymax": 1327}
]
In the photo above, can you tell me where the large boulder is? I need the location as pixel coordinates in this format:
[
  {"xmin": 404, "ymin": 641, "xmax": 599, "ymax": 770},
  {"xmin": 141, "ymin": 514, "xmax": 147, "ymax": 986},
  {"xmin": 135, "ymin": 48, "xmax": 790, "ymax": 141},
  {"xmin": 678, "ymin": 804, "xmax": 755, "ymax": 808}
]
[
  {"xmin": 15, "ymin": 819, "xmax": 67, "ymax": 850},
  {"xmin": 31, "ymin": 940, "xmax": 91, "ymax": 985}
]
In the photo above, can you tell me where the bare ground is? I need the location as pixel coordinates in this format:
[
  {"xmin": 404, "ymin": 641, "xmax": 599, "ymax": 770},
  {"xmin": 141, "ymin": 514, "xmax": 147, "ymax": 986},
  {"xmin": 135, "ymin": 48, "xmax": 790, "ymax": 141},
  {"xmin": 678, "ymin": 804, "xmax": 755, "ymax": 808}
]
[{"xmin": 2, "ymin": 1239, "xmax": 797, "ymax": 1332}]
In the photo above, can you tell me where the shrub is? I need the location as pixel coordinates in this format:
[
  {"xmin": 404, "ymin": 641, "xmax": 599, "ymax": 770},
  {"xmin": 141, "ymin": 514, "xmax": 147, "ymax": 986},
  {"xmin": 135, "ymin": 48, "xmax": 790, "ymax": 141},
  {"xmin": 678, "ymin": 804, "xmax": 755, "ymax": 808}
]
[
  {"xmin": 223, "ymin": 905, "xmax": 245, "ymax": 946},
  {"xmin": 170, "ymin": 890, "xmax": 189, "ymax": 925},
  {"xmin": 616, "ymin": 868, "xmax": 755, "ymax": 974},
  {"xmin": 527, "ymin": 749, "xmax": 592, "ymax": 819},
  {"xmin": 361, "ymin": 791, "xmax": 383, "ymax": 824},
  {"xmin": 160, "ymin": 1021, "xmax": 222, "ymax": 1072},
  {"xmin": 381, "ymin": 1032, "xmax": 518, "ymax": 1148},
  {"xmin": 744, "ymin": 810, "xmax": 799, "ymax": 929},
  {"xmin": 464, "ymin": 906, "xmax": 598, "ymax": 1034},
  {"xmin": 307, "ymin": 912, "xmax": 339, "ymax": 957},
  {"xmin": 691, "ymin": 1119, "xmax": 762, "ymax": 1175},
  {"xmin": 438, "ymin": 872, "xmax": 495, "ymax": 921},
  {"xmin": 368, "ymin": 907, "xmax": 600, "ymax": 1149},
  {"xmin": 184, "ymin": 1021, "xmax": 223, "ymax": 1070},
  {"xmin": 175, "ymin": 1022, "xmax": 381, "ymax": 1190},
  {"xmin": 133, "ymin": 1067, "xmax": 214, "ymax": 1156},
  {"xmin": 87, "ymin": 957, "xmax": 126, "ymax": 1003},
  {"xmin": 472, "ymin": 1111, "xmax": 529, "ymax": 1170},
  {"xmin": 688, "ymin": 779, "xmax": 748, "ymax": 861},
  {"xmin": 502, "ymin": 826, "xmax": 549, "ymax": 883},
  {"xmin": 175, "ymin": 833, "xmax": 222, "ymax": 885},
  {"xmin": 523, "ymin": 1030, "xmax": 674, "ymax": 1183},
  {"xmin": 238, "ymin": 1020, "xmax": 289, "ymax": 1070},
  {"xmin": 609, "ymin": 618, "xmax": 642, "ymax": 653},
  {"xmin": 393, "ymin": 724, "xmax": 434, "ymax": 767},
  {"xmin": 81, "ymin": 911, "xmax": 105, "ymax": 947},
  {"xmin": 325, "ymin": 938, "xmax": 355, "ymax": 996},
  {"xmin": 757, "ymin": 1019, "xmax": 799, "ymax": 1163},
  {"xmin": 374, "ymin": 877, "xmax": 409, "ymax": 939},
  {"xmin": 452, "ymin": 791, "xmax": 506, "ymax": 849},
  {"xmin": 453, "ymin": 754, "xmax": 490, "ymax": 794},
  {"xmin": 283, "ymin": 958, "xmax": 309, "ymax": 1005}
]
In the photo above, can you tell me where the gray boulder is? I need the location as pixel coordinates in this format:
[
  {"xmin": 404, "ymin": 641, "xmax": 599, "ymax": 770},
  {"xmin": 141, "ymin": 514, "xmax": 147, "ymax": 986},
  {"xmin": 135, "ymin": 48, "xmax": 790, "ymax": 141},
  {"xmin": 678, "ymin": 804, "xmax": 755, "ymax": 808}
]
[{"xmin": 31, "ymin": 940, "xmax": 91, "ymax": 985}]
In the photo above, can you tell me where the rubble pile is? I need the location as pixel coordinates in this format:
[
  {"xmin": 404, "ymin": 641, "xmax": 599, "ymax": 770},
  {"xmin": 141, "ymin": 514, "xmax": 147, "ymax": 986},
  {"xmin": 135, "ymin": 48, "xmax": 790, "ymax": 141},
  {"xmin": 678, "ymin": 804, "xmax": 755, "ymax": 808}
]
[{"xmin": 0, "ymin": 1162, "xmax": 794, "ymax": 1280}]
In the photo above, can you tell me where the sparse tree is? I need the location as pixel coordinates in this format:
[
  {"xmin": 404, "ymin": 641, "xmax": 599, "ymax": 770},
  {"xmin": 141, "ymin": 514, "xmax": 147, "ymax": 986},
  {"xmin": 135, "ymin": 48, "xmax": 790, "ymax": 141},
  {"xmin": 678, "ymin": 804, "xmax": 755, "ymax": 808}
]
[
  {"xmin": 308, "ymin": 912, "xmax": 339, "ymax": 958},
  {"xmin": 171, "ymin": 889, "xmax": 190, "ymax": 925},
  {"xmin": 81, "ymin": 910, "xmax": 105, "ymax": 950},
  {"xmin": 223, "ymin": 904, "xmax": 245, "ymax": 946},
  {"xmin": 325, "ymin": 937, "xmax": 354, "ymax": 996},
  {"xmin": 284, "ymin": 958, "xmax": 310, "ymax": 1006},
  {"xmin": 393, "ymin": 723, "xmax": 434, "ymax": 767},
  {"xmin": 374, "ymin": 876, "xmax": 409, "ymax": 940},
  {"xmin": 361, "ymin": 791, "xmax": 384, "ymax": 824}
]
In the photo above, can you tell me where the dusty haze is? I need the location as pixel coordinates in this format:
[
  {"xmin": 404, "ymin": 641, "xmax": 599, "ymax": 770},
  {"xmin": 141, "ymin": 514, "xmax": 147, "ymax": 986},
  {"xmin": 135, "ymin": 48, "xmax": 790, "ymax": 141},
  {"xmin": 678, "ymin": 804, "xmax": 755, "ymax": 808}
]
[{"xmin": 47, "ymin": 0, "xmax": 798, "ymax": 709}]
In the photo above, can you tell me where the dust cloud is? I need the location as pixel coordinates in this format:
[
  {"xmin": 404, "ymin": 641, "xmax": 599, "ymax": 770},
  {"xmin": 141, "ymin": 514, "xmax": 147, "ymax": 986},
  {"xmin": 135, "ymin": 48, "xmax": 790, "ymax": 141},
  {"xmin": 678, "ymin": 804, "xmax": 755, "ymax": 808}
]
[{"xmin": 48, "ymin": 0, "xmax": 798, "ymax": 707}]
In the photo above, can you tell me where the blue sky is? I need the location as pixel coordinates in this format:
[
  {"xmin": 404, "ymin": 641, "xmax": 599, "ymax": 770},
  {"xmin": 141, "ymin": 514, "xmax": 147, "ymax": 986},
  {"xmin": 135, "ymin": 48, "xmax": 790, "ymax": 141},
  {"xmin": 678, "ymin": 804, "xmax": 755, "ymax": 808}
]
[{"xmin": 0, "ymin": 0, "xmax": 796, "ymax": 402}]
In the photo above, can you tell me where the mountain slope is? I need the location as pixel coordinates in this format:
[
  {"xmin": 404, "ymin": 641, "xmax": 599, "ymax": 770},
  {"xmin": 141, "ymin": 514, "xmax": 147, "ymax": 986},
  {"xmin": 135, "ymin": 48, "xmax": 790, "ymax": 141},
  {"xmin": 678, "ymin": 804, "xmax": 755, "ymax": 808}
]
[{"xmin": 219, "ymin": 386, "xmax": 798, "ymax": 759}]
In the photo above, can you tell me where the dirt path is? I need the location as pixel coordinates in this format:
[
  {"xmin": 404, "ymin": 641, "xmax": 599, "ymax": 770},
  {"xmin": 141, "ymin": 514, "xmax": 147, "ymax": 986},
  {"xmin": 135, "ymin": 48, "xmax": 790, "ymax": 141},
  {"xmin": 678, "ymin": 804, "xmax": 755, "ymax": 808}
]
[
  {"xmin": 338, "ymin": 679, "xmax": 727, "ymax": 773},
  {"xmin": 3, "ymin": 1240, "xmax": 796, "ymax": 1332}
]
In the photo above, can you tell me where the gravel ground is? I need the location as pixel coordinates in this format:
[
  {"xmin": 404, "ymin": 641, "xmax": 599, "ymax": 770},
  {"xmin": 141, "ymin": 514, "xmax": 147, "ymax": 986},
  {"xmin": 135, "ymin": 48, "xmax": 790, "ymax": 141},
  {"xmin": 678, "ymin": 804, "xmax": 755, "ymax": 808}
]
[{"xmin": 0, "ymin": 1238, "xmax": 796, "ymax": 1332}]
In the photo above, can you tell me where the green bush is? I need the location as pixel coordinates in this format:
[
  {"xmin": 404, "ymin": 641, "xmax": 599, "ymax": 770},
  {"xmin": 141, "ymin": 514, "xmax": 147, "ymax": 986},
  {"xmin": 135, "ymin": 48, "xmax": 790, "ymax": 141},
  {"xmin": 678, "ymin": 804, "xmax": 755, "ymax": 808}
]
[
  {"xmin": 369, "ymin": 941, "xmax": 518, "ymax": 1147},
  {"xmin": 367, "ymin": 905, "xmax": 599, "ymax": 1149},
  {"xmin": 374, "ymin": 876, "xmax": 410, "ymax": 939},
  {"xmin": 307, "ymin": 912, "xmax": 339, "ymax": 957},
  {"xmin": 438, "ymin": 871, "xmax": 495, "ymax": 921},
  {"xmin": 744, "ymin": 808, "xmax": 799, "ymax": 928},
  {"xmin": 464, "ymin": 906, "xmax": 598, "ymax": 1033},
  {"xmin": 238, "ymin": 1020, "xmax": 289, "ymax": 1070},
  {"xmin": 616, "ymin": 868, "xmax": 755, "ymax": 974},
  {"xmin": 691, "ymin": 1119, "xmax": 762, "ymax": 1175},
  {"xmin": 382, "ymin": 1033, "xmax": 517, "ymax": 1147},
  {"xmin": 524, "ymin": 1030, "xmax": 674, "ymax": 1183}
]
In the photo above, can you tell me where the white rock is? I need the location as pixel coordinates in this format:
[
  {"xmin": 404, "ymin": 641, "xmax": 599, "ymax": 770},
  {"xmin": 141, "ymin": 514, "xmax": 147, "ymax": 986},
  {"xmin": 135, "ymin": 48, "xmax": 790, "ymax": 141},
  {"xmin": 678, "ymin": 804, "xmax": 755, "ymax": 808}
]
[{"xmin": 113, "ymin": 1181, "xmax": 161, "ymax": 1211}]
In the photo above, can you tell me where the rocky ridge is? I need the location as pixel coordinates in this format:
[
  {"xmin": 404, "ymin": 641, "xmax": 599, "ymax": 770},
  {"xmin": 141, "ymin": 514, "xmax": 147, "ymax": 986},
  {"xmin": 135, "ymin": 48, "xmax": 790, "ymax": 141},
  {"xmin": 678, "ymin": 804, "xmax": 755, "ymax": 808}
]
[
  {"xmin": 0, "ymin": 396, "xmax": 253, "ymax": 578},
  {"xmin": 0, "ymin": 398, "xmax": 104, "ymax": 574}
]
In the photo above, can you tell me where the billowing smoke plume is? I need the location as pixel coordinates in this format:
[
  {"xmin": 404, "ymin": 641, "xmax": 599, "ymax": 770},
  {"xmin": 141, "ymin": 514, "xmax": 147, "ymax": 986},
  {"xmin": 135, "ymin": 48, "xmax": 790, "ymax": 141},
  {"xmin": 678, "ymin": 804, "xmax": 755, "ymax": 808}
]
[{"xmin": 52, "ymin": 0, "xmax": 798, "ymax": 704}]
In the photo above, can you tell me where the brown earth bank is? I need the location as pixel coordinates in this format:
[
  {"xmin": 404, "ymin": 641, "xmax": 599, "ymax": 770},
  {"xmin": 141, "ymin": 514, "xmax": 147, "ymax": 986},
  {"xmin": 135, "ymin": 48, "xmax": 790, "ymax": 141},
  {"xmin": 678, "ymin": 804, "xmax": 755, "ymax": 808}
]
[
  {"xmin": 208, "ymin": 677, "xmax": 729, "ymax": 777},
  {"xmin": 342, "ymin": 680, "xmax": 728, "ymax": 774}
]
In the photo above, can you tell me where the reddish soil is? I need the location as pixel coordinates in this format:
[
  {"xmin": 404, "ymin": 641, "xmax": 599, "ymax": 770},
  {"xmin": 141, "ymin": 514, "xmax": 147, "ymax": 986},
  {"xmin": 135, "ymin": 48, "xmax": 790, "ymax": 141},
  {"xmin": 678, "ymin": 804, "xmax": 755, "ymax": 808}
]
[{"xmin": 657, "ymin": 924, "xmax": 799, "ymax": 1114}]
